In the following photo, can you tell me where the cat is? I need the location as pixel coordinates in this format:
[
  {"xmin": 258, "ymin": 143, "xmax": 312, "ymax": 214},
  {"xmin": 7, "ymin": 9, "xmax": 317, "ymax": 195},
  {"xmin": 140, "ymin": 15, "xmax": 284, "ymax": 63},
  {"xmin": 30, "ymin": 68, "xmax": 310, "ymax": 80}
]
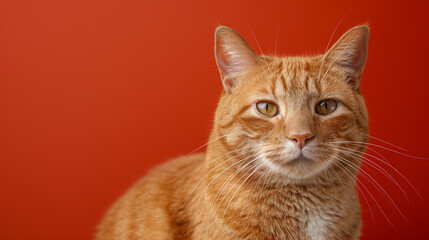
[{"xmin": 95, "ymin": 24, "xmax": 369, "ymax": 240}]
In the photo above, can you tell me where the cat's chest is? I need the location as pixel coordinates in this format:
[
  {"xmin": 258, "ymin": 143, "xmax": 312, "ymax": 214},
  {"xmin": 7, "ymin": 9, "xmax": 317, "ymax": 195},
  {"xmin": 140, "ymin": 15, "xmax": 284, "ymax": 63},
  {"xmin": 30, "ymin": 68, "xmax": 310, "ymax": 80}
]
[
  {"xmin": 213, "ymin": 199, "xmax": 336, "ymax": 240},
  {"xmin": 304, "ymin": 212, "xmax": 332, "ymax": 240},
  {"xmin": 195, "ymin": 182, "xmax": 351, "ymax": 240},
  {"xmin": 251, "ymin": 188, "xmax": 338, "ymax": 239}
]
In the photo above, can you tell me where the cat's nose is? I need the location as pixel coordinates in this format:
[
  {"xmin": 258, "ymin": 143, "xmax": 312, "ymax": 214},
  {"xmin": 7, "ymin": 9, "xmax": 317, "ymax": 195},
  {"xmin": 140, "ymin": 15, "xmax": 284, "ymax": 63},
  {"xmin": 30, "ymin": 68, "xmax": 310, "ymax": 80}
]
[{"xmin": 289, "ymin": 133, "xmax": 313, "ymax": 149}]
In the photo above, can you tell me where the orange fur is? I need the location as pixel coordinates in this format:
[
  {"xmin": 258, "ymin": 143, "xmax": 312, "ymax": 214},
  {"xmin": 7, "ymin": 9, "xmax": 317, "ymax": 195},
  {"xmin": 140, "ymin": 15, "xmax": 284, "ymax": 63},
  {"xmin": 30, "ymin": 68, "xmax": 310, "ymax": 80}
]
[{"xmin": 95, "ymin": 25, "xmax": 370, "ymax": 240}]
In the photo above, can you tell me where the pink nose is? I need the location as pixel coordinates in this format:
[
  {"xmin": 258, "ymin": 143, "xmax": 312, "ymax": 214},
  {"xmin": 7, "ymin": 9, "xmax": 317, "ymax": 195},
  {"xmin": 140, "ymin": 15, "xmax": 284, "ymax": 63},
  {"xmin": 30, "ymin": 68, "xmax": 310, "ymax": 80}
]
[{"xmin": 289, "ymin": 134, "xmax": 313, "ymax": 149}]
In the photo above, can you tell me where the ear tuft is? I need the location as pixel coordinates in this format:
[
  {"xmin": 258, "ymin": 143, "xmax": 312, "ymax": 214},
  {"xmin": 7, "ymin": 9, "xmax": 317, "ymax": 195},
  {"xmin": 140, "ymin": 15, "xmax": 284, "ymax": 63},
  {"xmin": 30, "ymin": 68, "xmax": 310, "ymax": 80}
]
[
  {"xmin": 325, "ymin": 25, "xmax": 369, "ymax": 89},
  {"xmin": 215, "ymin": 26, "xmax": 260, "ymax": 93}
]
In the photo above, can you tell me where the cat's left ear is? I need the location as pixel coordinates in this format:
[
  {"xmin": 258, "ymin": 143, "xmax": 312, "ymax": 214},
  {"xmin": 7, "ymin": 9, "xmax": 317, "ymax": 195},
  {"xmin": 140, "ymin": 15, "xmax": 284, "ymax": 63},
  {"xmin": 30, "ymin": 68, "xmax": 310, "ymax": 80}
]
[{"xmin": 325, "ymin": 25, "xmax": 369, "ymax": 90}]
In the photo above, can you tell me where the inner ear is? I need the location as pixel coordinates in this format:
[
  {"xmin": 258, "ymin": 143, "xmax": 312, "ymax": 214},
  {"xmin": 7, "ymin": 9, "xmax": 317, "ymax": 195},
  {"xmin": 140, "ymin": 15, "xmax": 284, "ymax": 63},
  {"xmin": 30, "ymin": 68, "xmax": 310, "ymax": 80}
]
[
  {"xmin": 325, "ymin": 25, "xmax": 369, "ymax": 89},
  {"xmin": 215, "ymin": 26, "xmax": 260, "ymax": 93}
]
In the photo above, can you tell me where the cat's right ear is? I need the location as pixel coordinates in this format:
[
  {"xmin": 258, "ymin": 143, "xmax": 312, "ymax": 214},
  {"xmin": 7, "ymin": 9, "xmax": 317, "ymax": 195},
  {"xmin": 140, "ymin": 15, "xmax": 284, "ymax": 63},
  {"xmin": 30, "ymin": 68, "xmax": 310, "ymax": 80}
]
[
  {"xmin": 324, "ymin": 25, "xmax": 369, "ymax": 90},
  {"xmin": 215, "ymin": 26, "xmax": 260, "ymax": 93}
]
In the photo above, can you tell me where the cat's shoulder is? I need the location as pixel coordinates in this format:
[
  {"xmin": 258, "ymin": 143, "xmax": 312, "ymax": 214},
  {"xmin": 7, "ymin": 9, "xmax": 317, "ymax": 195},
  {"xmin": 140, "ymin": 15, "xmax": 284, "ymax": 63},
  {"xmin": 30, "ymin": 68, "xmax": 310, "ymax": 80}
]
[
  {"xmin": 135, "ymin": 152, "xmax": 206, "ymax": 186},
  {"xmin": 116, "ymin": 152, "xmax": 205, "ymax": 206},
  {"xmin": 150, "ymin": 152, "xmax": 205, "ymax": 175}
]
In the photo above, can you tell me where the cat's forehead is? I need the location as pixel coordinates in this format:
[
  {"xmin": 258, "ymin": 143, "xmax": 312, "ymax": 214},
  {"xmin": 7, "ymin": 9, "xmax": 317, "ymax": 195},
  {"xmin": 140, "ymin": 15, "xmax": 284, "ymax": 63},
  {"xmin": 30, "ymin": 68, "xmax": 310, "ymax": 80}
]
[
  {"xmin": 231, "ymin": 56, "xmax": 361, "ymax": 139},
  {"xmin": 248, "ymin": 57, "xmax": 324, "ymax": 97},
  {"xmin": 237, "ymin": 56, "xmax": 352, "ymax": 107}
]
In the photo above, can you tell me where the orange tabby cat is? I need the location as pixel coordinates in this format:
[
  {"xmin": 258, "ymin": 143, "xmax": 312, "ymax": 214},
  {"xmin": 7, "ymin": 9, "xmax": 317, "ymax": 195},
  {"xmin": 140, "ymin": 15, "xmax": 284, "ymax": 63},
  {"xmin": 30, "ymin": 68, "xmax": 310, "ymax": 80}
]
[{"xmin": 95, "ymin": 25, "xmax": 369, "ymax": 240}]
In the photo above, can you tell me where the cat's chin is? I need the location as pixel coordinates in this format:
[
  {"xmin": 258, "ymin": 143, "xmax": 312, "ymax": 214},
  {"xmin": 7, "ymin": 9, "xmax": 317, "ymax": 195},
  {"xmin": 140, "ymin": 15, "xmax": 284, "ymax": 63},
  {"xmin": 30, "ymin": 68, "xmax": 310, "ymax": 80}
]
[
  {"xmin": 275, "ymin": 155, "xmax": 327, "ymax": 181},
  {"xmin": 288, "ymin": 155, "xmax": 313, "ymax": 165}
]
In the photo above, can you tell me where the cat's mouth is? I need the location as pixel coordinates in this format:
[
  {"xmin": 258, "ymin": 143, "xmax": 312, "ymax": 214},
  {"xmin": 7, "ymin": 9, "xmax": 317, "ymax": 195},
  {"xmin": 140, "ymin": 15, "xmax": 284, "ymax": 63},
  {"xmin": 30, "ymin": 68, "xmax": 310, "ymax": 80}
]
[
  {"xmin": 288, "ymin": 155, "xmax": 313, "ymax": 165},
  {"xmin": 276, "ymin": 154, "xmax": 325, "ymax": 180}
]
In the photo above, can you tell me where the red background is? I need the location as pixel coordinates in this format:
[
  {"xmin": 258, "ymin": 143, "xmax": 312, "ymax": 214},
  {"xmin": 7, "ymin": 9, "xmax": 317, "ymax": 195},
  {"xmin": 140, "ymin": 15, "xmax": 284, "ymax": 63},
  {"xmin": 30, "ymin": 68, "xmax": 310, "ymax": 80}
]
[{"xmin": 1, "ymin": 0, "xmax": 429, "ymax": 239}]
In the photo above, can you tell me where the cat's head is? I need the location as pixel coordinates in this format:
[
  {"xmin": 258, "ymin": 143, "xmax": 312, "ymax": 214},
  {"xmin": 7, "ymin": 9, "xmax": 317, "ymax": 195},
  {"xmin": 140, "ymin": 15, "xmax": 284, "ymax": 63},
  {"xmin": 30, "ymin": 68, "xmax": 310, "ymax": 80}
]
[{"xmin": 212, "ymin": 25, "xmax": 369, "ymax": 181}]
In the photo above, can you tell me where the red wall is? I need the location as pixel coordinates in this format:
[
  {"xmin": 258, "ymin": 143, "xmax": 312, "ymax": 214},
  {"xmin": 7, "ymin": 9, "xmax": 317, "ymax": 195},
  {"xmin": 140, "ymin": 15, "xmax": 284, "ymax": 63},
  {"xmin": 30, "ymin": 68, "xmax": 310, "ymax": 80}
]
[{"xmin": 1, "ymin": 0, "xmax": 429, "ymax": 239}]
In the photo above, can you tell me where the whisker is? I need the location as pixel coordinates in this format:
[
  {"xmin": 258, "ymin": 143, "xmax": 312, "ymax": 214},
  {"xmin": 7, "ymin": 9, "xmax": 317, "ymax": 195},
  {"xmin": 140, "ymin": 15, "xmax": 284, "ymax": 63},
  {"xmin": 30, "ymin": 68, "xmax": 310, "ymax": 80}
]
[
  {"xmin": 180, "ymin": 148, "xmax": 249, "ymax": 210},
  {"xmin": 334, "ymin": 152, "xmax": 409, "ymax": 224},
  {"xmin": 327, "ymin": 154, "xmax": 375, "ymax": 223},
  {"xmin": 238, "ymin": 163, "xmax": 272, "ymax": 216},
  {"xmin": 199, "ymin": 152, "xmax": 261, "ymax": 205},
  {"xmin": 185, "ymin": 134, "xmax": 228, "ymax": 156},
  {"xmin": 363, "ymin": 133, "xmax": 408, "ymax": 152},
  {"xmin": 360, "ymin": 144, "xmax": 387, "ymax": 161},
  {"xmin": 333, "ymin": 142, "xmax": 424, "ymax": 200},
  {"xmin": 221, "ymin": 162, "xmax": 265, "ymax": 222},
  {"xmin": 258, "ymin": 158, "xmax": 277, "ymax": 200},
  {"xmin": 362, "ymin": 150, "xmax": 424, "ymax": 201},
  {"xmin": 319, "ymin": 35, "xmax": 361, "ymax": 84},
  {"xmin": 334, "ymin": 146, "xmax": 410, "ymax": 202},
  {"xmin": 317, "ymin": 11, "xmax": 350, "ymax": 80},
  {"xmin": 274, "ymin": 25, "xmax": 281, "ymax": 56},
  {"xmin": 213, "ymin": 160, "xmax": 263, "ymax": 224},
  {"xmin": 208, "ymin": 157, "xmax": 257, "ymax": 222},
  {"xmin": 328, "ymin": 153, "xmax": 392, "ymax": 226},
  {"xmin": 239, "ymin": 152, "xmax": 283, "ymax": 217},
  {"xmin": 332, "ymin": 141, "xmax": 429, "ymax": 160},
  {"xmin": 205, "ymin": 153, "xmax": 265, "ymax": 233},
  {"xmin": 249, "ymin": 25, "xmax": 273, "ymax": 76}
]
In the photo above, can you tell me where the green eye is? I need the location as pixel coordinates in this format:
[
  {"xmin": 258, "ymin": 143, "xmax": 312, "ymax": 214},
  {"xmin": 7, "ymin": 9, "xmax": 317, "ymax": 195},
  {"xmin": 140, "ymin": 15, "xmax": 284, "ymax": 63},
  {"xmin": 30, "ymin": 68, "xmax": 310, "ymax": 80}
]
[
  {"xmin": 315, "ymin": 100, "xmax": 337, "ymax": 115},
  {"xmin": 256, "ymin": 101, "xmax": 278, "ymax": 117}
]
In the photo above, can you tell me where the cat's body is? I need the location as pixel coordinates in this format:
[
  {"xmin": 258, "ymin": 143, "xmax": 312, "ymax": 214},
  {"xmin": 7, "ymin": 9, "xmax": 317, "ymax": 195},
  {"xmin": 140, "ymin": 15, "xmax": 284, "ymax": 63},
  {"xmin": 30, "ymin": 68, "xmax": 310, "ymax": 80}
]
[
  {"xmin": 96, "ymin": 152, "xmax": 361, "ymax": 240},
  {"xmin": 96, "ymin": 153, "xmax": 362, "ymax": 240},
  {"xmin": 96, "ymin": 26, "xmax": 370, "ymax": 240}
]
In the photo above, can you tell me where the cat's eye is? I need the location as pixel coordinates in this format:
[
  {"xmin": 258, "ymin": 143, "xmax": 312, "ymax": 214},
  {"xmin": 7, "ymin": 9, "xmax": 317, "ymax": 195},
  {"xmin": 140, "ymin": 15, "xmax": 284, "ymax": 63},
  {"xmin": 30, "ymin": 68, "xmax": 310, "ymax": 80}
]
[
  {"xmin": 315, "ymin": 99, "xmax": 337, "ymax": 115},
  {"xmin": 256, "ymin": 101, "xmax": 278, "ymax": 117}
]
